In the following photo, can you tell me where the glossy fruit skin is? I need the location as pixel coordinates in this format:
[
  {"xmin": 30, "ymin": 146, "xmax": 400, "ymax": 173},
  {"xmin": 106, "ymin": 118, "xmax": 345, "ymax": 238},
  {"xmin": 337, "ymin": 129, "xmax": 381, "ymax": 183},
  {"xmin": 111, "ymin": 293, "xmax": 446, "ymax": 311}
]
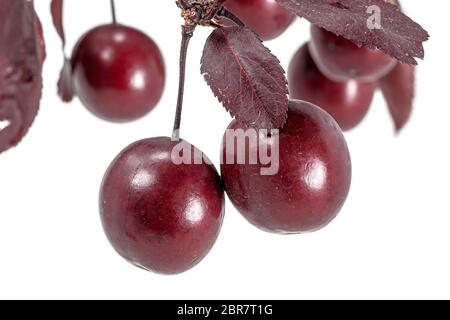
[
  {"xmin": 288, "ymin": 44, "xmax": 376, "ymax": 131},
  {"xmin": 71, "ymin": 24, "xmax": 165, "ymax": 122},
  {"xmin": 223, "ymin": 0, "xmax": 295, "ymax": 41},
  {"xmin": 221, "ymin": 100, "xmax": 351, "ymax": 234},
  {"xmin": 309, "ymin": 25, "xmax": 396, "ymax": 82},
  {"xmin": 100, "ymin": 137, "xmax": 224, "ymax": 274}
]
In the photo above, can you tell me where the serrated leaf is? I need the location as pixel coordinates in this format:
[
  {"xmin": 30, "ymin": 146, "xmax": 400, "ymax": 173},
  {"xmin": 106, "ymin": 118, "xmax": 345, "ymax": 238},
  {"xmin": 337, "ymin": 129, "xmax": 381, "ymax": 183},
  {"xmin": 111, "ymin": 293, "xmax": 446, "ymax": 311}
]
[
  {"xmin": 201, "ymin": 27, "xmax": 288, "ymax": 129},
  {"xmin": 379, "ymin": 62, "xmax": 415, "ymax": 132},
  {"xmin": 0, "ymin": 0, "xmax": 44, "ymax": 153},
  {"xmin": 276, "ymin": 0, "xmax": 429, "ymax": 65}
]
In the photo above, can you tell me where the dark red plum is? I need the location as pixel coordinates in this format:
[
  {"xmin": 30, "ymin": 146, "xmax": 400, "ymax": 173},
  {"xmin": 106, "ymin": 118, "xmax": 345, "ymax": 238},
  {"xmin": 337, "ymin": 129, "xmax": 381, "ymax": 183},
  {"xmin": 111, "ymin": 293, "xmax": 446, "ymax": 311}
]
[
  {"xmin": 288, "ymin": 44, "xmax": 376, "ymax": 131},
  {"xmin": 72, "ymin": 24, "xmax": 165, "ymax": 122},
  {"xmin": 100, "ymin": 137, "xmax": 224, "ymax": 274},
  {"xmin": 309, "ymin": 25, "xmax": 396, "ymax": 82},
  {"xmin": 221, "ymin": 100, "xmax": 352, "ymax": 234},
  {"xmin": 223, "ymin": 0, "xmax": 295, "ymax": 41}
]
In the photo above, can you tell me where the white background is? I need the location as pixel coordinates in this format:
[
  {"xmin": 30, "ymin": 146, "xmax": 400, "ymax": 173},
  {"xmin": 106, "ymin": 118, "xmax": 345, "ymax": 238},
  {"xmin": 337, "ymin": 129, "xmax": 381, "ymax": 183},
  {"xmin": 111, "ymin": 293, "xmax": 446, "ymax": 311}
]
[{"xmin": 0, "ymin": 1, "xmax": 447, "ymax": 299}]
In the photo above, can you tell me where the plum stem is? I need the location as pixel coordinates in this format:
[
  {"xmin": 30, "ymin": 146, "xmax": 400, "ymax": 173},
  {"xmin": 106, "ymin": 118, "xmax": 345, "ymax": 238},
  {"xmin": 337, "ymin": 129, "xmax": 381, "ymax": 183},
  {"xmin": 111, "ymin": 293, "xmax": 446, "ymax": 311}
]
[
  {"xmin": 110, "ymin": 0, "xmax": 117, "ymax": 24},
  {"xmin": 172, "ymin": 26, "xmax": 194, "ymax": 140},
  {"xmin": 216, "ymin": 7, "xmax": 245, "ymax": 27}
]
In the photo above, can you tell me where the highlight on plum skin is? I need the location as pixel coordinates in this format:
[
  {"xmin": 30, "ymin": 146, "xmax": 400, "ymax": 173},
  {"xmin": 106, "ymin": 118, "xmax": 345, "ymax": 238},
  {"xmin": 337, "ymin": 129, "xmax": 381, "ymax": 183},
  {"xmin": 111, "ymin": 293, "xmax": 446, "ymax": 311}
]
[
  {"xmin": 99, "ymin": 137, "xmax": 225, "ymax": 275},
  {"xmin": 71, "ymin": 24, "xmax": 165, "ymax": 122}
]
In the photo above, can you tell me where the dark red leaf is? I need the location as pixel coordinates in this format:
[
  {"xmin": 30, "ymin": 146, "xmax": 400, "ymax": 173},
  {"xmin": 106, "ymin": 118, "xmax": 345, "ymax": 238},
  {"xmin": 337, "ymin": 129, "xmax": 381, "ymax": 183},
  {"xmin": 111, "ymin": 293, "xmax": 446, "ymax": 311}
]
[
  {"xmin": 35, "ymin": 10, "xmax": 47, "ymax": 63},
  {"xmin": 51, "ymin": 0, "xmax": 65, "ymax": 46},
  {"xmin": 379, "ymin": 62, "xmax": 415, "ymax": 132},
  {"xmin": 58, "ymin": 58, "xmax": 74, "ymax": 102},
  {"xmin": 276, "ymin": 0, "xmax": 429, "ymax": 65},
  {"xmin": 201, "ymin": 27, "xmax": 288, "ymax": 129},
  {"xmin": 0, "ymin": 0, "xmax": 44, "ymax": 153},
  {"xmin": 50, "ymin": 0, "xmax": 74, "ymax": 102}
]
